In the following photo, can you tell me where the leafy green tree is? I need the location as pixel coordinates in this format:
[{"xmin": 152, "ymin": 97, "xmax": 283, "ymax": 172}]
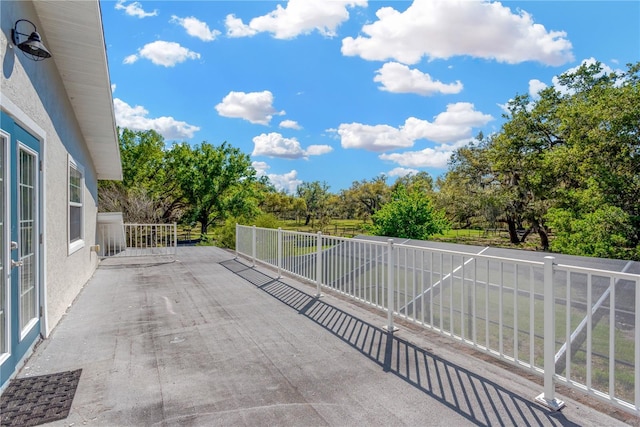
[
  {"xmin": 438, "ymin": 61, "xmax": 639, "ymax": 258},
  {"xmin": 296, "ymin": 181, "xmax": 331, "ymax": 228},
  {"xmin": 435, "ymin": 142, "xmax": 490, "ymax": 229},
  {"xmin": 260, "ymin": 189, "xmax": 305, "ymax": 221},
  {"xmin": 391, "ymin": 171, "xmax": 434, "ymax": 194},
  {"xmin": 547, "ymin": 205, "xmax": 634, "ymax": 259},
  {"xmin": 484, "ymin": 101, "xmax": 557, "ymax": 248},
  {"xmin": 291, "ymin": 197, "xmax": 307, "ymax": 224},
  {"xmin": 98, "ymin": 128, "xmax": 184, "ymax": 222},
  {"xmin": 547, "ymin": 62, "xmax": 640, "ymax": 254},
  {"xmin": 119, "ymin": 128, "xmax": 166, "ymax": 187},
  {"xmin": 167, "ymin": 141, "xmax": 258, "ymax": 236},
  {"xmin": 367, "ymin": 185, "xmax": 449, "ymax": 240},
  {"xmin": 340, "ymin": 176, "xmax": 390, "ymax": 221},
  {"xmin": 324, "ymin": 194, "xmax": 344, "ymax": 220}
]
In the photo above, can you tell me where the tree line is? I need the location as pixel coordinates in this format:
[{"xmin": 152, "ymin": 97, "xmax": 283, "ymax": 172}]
[{"xmin": 99, "ymin": 61, "xmax": 640, "ymax": 260}]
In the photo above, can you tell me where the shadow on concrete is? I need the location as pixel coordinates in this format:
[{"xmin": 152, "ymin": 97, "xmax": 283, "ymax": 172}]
[{"xmin": 221, "ymin": 258, "xmax": 578, "ymax": 427}]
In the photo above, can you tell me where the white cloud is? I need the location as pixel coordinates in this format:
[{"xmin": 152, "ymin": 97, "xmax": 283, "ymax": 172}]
[
  {"xmin": 215, "ymin": 91, "xmax": 284, "ymax": 125},
  {"xmin": 338, "ymin": 123, "xmax": 413, "ymax": 152},
  {"xmin": 225, "ymin": 0, "xmax": 367, "ymax": 40},
  {"xmin": 374, "ymin": 62, "xmax": 463, "ymax": 96},
  {"xmin": 387, "ymin": 167, "xmax": 419, "ymax": 178},
  {"xmin": 113, "ymin": 98, "xmax": 200, "ymax": 140},
  {"xmin": 270, "ymin": 170, "xmax": 303, "ymax": 194},
  {"xmin": 115, "ymin": 0, "xmax": 157, "ymax": 18},
  {"xmin": 253, "ymin": 162, "xmax": 302, "ymax": 194},
  {"xmin": 111, "ymin": 84, "xmax": 116, "ymax": 93},
  {"xmin": 252, "ymin": 161, "xmax": 271, "ymax": 178},
  {"xmin": 380, "ymin": 147, "xmax": 454, "ymax": 169},
  {"xmin": 337, "ymin": 102, "xmax": 492, "ymax": 152},
  {"xmin": 305, "ymin": 144, "xmax": 333, "ymax": 156},
  {"xmin": 252, "ymin": 132, "xmax": 332, "ymax": 159},
  {"xmin": 279, "ymin": 119, "xmax": 302, "ymax": 130},
  {"xmin": 170, "ymin": 15, "xmax": 220, "ymax": 41},
  {"xmin": 125, "ymin": 41, "xmax": 200, "ymax": 67},
  {"xmin": 497, "ymin": 101, "xmax": 511, "ymax": 115},
  {"xmin": 402, "ymin": 103, "xmax": 493, "ymax": 143},
  {"xmin": 123, "ymin": 54, "xmax": 138, "ymax": 65},
  {"xmin": 253, "ymin": 133, "xmax": 305, "ymax": 159},
  {"xmin": 529, "ymin": 79, "xmax": 547, "ymax": 99},
  {"xmin": 225, "ymin": 14, "xmax": 258, "ymax": 38},
  {"xmin": 342, "ymin": 1, "xmax": 573, "ymax": 66}
]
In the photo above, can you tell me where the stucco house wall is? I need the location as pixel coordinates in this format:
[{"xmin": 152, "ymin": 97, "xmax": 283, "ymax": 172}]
[
  {"xmin": 2, "ymin": 1, "xmax": 101, "ymax": 334},
  {"xmin": 1, "ymin": 0, "xmax": 121, "ymax": 387}
]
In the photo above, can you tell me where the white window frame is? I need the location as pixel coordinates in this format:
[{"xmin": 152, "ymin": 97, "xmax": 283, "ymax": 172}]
[{"xmin": 68, "ymin": 155, "xmax": 84, "ymax": 254}]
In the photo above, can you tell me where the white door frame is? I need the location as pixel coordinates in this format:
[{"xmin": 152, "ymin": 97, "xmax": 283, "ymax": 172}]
[
  {"xmin": 0, "ymin": 129, "xmax": 10, "ymax": 367},
  {"xmin": 1, "ymin": 98, "xmax": 47, "ymax": 339}
]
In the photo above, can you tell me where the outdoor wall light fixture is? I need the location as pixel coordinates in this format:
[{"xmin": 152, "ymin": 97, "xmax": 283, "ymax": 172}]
[{"xmin": 11, "ymin": 19, "xmax": 52, "ymax": 61}]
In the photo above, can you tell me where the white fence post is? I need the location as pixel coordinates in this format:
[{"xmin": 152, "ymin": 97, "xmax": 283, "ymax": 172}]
[
  {"xmin": 315, "ymin": 231, "xmax": 323, "ymax": 298},
  {"xmin": 277, "ymin": 227, "xmax": 283, "ymax": 278},
  {"xmin": 385, "ymin": 239, "xmax": 398, "ymax": 332},
  {"xmin": 235, "ymin": 224, "xmax": 239, "ymax": 259},
  {"xmin": 173, "ymin": 222, "xmax": 178, "ymax": 255},
  {"xmin": 252, "ymin": 225, "xmax": 256, "ymax": 267},
  {"xmin": 536, "ymin": 256, "xmax": 565, "ymax": 410}
]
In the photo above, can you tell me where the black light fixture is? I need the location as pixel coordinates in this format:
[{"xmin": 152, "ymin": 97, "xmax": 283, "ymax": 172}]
[{"xmin": 11, "ymin": 19, "xmax": 52, "ymax": 61}]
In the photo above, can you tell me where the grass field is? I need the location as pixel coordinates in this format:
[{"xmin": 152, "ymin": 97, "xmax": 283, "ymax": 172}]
[
  {"xmin": 179, "ymin": 218, "xmax": 545, "ymax": 253},
  {"xmin": 272, "ymin": 219, "xmax": 545, "ymax": 251}
]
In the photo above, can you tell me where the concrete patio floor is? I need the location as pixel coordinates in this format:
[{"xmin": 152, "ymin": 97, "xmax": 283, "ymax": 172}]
[{"xmin": 16, "ymin": 247, "xmax": 636, "ymax": 426}]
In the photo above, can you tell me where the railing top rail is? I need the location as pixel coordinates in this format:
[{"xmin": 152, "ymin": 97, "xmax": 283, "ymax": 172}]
[
  {"xmin": 281, "ymin": 230, "xmax": 322, "ymax": 239},
  {"xmin": 122, "ymin": 223, "xmax": 176, "ymax": 227},
  {"xmin": 238, "ymin": 225, "xmax": 640, "ymax": 277},
  {"xmin": 555, "ymin": 262, "xmax": 640, "ymax": 280},
  {"xmin": 239, "ymin": 225, "xmax": 544, "ymax": 266},
  {"xmin": 362, "ymin": 239, "xmax": 546, "ymax": 267}
]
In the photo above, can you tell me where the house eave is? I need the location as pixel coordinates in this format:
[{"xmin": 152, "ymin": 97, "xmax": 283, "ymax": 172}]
[{"xmin": 32, "ymin": 0, "xmax": 122, "ymax": 181}]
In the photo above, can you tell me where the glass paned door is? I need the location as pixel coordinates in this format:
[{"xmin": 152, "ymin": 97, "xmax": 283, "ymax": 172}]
[
  {"xmin": 18, "ymin": 147, "xmax": 37, "ymax": 333},
  {"xmin": 0, "ymin": 115, "xmax": 41, "ymax": 388}
]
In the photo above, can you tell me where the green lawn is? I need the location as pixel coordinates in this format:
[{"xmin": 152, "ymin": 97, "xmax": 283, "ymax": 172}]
[{"xmin": 181, "ymin": 218, "xmax": 545, "ymax": 252}]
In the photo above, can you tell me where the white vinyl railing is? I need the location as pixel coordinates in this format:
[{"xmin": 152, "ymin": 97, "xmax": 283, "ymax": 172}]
[
  {"xmin": 97, "ymin": 223, "xmax": 177, "ymax": 258},
  {"xmin": 236, "ymin": 224, "xmax": 640, "ymax": 416}
]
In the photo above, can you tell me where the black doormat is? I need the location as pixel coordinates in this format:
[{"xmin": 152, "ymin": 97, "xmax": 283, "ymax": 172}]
[{"xmin": 0, "ymin": 369, "xmax": 82, "ymax": 426}]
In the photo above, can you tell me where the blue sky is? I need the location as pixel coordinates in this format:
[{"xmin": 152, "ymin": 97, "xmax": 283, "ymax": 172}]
[{"xmin": 102, "ymin": 0, "xmax": 640, "ymax": 194}]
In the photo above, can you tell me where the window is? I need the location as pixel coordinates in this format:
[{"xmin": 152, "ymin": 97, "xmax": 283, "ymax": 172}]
[{"xmin": 68, "ymin": 156, "xmax": 84, "ymax": 253}]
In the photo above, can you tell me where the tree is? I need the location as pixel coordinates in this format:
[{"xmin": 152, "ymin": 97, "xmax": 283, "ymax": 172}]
[
  {"xmin": 438, "ymin": 61, "xmax": 640, "ymax": 258},
  {"xmin": 484, "ymin": 102, "xmax": 556, "ymax": 248},
  {"xmin": 260, "ymin": 189, "xmax": 305, "ymax": 221},
  {"xmin": 340, "ymin": 176, "xmax": 390, "ymax": 221},
  {"xmin": 296, "ymin": 181, "xmax": 331, "ymax": 228},
  {"xmin": 546, "ymin": 205, "xmax": 635, "ymax": 259},
  {"xmin": 436, "ymin": 139, "xmax": 505, "ymax": 231},
  {"xmin": 543, "ymin": 61, "xmax": 640, "ymax": 258},
  {"xmin": 391, "ymin": 171, "xmax": 434, "ymax": 194},
  {"xmin": 367, "ymin": 185, "xmax": 449, "ymax": 240},
  {"xmin": 98, "ymin": 128, "xmax": 184, "ymax": 223},
  {"xmin": 167, "ymin": 141, "xmax": 259, "ymax": 236}
]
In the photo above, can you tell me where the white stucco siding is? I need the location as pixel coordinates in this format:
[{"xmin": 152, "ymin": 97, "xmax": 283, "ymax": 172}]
[{"xmin": 1, "ymin": 1, "xmax": 102, "ymax": 335}]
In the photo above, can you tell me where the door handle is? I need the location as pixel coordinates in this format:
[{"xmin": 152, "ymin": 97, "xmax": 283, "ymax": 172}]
[{"xmin": 10, "ymin": 242, "xmax": 22, "ymax": 267}]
